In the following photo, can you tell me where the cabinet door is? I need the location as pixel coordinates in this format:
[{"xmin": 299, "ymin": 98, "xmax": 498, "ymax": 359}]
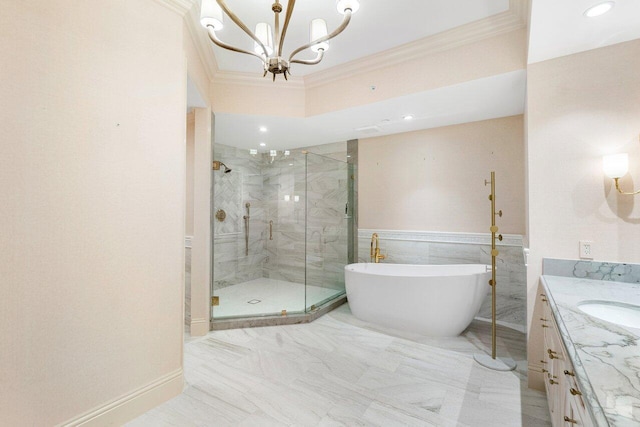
[
  {"xmin": 562, "ymin": 364, "xmax": 593, "ymax": 427},
  {"xmin": 563, "ymin": 389, "xmax": 593, "ymax": 426},
  {"xmin": 542, "ymin": 292, "xmax": 573, "ymax": 426}
]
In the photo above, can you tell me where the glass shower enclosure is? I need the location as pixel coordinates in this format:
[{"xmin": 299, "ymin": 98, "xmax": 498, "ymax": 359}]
[{"xmin": 211, "ymin": 145, "xmax": 352, "ymax": 320}]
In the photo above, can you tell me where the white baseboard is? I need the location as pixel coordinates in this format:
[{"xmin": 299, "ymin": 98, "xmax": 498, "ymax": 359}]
[
  {"xmin": 59, "ymin": 368, "xmax": 183, "ymax": 426},
  {"xmin": 190, "ymin": 317, "xmax": 209, "ymax": 336}
]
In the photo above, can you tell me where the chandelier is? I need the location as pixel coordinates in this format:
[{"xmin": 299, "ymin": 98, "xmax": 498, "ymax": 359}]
[{"xmin": 200, "ymin": 0, "xmax": 360, "ymax": 80}]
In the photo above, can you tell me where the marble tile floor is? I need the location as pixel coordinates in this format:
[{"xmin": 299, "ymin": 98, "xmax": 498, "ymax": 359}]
[
  {"xmin": 212, "ymin": 278, "xmax": 341, "ymax": 318},
  {"xmin": 128, "ymin": 304, "xmax": 551, "ymax": 426}
]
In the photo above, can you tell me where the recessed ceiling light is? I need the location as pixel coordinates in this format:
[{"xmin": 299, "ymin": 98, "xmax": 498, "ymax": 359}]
[
  {"xmin": 259, "ymin": 142, "xmax": 266, "ymax": 147},
  {"xmin": 259, "ymin": 126, "xmax": 268, "ymax": 132},
  {"xmin": 403, "ymin": 115, "xmax": 414, "ymax": 121},
  {"xmin": 584, "ymin": 1, "xmax": 614, "ymax": 17}
]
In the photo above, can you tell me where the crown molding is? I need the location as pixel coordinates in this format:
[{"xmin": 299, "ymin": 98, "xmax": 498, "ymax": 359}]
[
  {"xmin": 184, "ymin": 4, "xmax": 218, "ymax": 81},
  {"xmin": 212, "ymin": 70, "xmax": 305, "ymax": 90},
  {"xmin": 304, "ymin": 0, "xmax": 528, "ymax": 88},
  {"xmin": 151, "ymin": 0, "xmax": 194, "ymax": 16}
]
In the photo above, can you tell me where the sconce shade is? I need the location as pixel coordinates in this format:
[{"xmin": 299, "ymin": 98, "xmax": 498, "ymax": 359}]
[
  {"xmin": 200, "ymin": 0, "xmax": 223, "ymax": 30},
  {"xmin": 603, "ymin": 153, "xmax": 629, "ymax": 179}
]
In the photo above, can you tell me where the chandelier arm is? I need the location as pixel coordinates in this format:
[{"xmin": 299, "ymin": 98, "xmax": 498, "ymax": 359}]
[
  {"xmin": 216, "ymin": 0, "xmax": 269, "ymax": 58},
  {"xmin": 277, "ymin": 0, "xmax": 296, "ymax": 57},
  {"xmin": 290, "ymin": 49, "xmax": 325, "ymax": 66},
  {"xmin": 614, "ymin": 178, "xmax": 640, "ymax": 195},
  {"xmin": 206, "ymin": 26, "xmax": 267, "ymax": 64},
  {"xmin": 288, "ymin": 10, "xmax": 352, "ymax": 63},
  {"xmin": 274, "ymin": 1, "xmax": 280, "ymax": 56}
]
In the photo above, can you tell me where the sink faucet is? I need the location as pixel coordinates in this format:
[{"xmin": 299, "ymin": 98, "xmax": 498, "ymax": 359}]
[{"xmin": 370, "ymin": 233, "xmax": 386, "ymax": 263}]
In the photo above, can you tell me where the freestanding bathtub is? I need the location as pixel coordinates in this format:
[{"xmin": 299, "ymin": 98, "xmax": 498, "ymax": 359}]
[{"xmin": 344, "ymin": 263, "xmax": 491, "ymax": 337}]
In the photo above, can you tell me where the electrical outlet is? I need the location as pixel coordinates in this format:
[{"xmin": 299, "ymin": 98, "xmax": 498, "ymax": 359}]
[{"xmin": 579, "ymin": 241, "xmax": 594, "ymax": 260}]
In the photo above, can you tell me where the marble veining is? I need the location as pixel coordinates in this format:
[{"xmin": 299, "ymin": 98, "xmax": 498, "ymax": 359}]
[
  {"xmin": 542, "ymin": 275, "xmax": 640, "ymax": 426},
  {"xmin": 127, "ymin": 304, "xmax": 550, "ymax": 427},
  {"xmin": 543, "ymin": 258, "xmax": 640, "ymax": 284}
]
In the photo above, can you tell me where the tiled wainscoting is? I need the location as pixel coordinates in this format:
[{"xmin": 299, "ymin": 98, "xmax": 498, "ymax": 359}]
[{"xmin": 358, "ymin": 229, "xmax": 527, "ymax": 330}]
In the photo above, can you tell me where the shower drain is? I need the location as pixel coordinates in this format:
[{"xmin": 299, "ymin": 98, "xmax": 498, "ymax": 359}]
[{"xmin": 247, "ymin": 299, "xmax": 261, "ymax": 304}]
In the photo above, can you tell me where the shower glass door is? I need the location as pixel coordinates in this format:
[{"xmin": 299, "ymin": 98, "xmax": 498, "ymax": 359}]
[
  {"xmin": 261, "ymin": 151, "xmax": 308, "ymax": 315},
  {"xmin": 211, "ymin": 145, "xmax": 307, "ymax": 319},
  {"xmin": 210, "ymin": 146, "xmax": 351, "ymax": 321},
  {"xmin": 304, "ymin": 152, "xmax": 349, "ymax": 311}
]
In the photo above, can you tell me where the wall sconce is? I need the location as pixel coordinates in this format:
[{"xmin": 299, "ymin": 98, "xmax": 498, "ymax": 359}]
[{"xmin": 603, "ymin": 153, "xmax": 639, "ymax": 195}]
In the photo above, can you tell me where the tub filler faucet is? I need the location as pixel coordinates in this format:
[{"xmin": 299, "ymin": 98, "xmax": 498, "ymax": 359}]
[{"xmin": 370, "ymin": 233, "xmax": 386, "ymax": 263}]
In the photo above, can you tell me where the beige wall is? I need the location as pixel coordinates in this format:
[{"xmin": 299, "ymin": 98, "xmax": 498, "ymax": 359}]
[
  {"xmin": 190, "ymin": 108, "xmax": 213, "ymax": 336},
  {"xmin": 186, "ymin": 112, "xmax": 195, "ymax": 236},
  {"xmin": 359, "ymin": 115, "xmax": 526, "ymax": 234},
  {"xmin": 526, "ymin": 39, "xmax": 640, "ymax": 386},
  {"xmin": 0, "ymin": 0, "xmax": 186, "ymax": 424}
]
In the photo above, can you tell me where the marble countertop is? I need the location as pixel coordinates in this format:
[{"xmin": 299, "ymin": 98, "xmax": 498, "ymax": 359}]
[{"xmin": 541, "ymin": 275, "xmax": 640, "ymax": 427}]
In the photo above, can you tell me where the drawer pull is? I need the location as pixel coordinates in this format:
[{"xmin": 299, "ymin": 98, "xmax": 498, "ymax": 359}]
[
  {"xmin": 548, "ymin": 348, "xmax": 558, "ymax": 359},
  {"xmin": 540, "ymin": 294, "xmax": 546, "ymax": 297},
  {"xmin": 541, "ymin": 325, "xmax": 549, "ymax": 328},
  {"xmin": 549, "ymin": 379, "xmax": 558, "ymax": 385},
  {"xmin": 564, "ymin": 416, "xmax": 577, "ymax": 424},
  {"xmin": 570, "ymin": 388, "xmax": 582, "ymax": 396},
  {"xmin": 540, "ymin": 318, "xmax": 548, "ymax": 321},
  {"xmin": 542, "ymin": 369, "xmax": 548, "ymax": 373},
  {"xmin": 564, "ymin": 370, "xmax": 575, "ymax": 377},
  {"xmin": 540, "ymin": 360, "xmax": 547, "ymax": 364}
]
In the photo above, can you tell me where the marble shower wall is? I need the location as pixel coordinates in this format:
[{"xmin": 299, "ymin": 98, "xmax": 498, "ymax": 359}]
[
  {"xmin": 358, "ymin": 229, "xmax": 527, "ymax": 330},
  {"xmin": 213, "ymin": 144, "xmax": 266, "ymax": 289}
]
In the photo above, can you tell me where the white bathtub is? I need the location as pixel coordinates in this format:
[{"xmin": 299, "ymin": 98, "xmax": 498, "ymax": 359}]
[{"xmin": 344, "ymin": 263, "xmax": 491, "ymax": 337}]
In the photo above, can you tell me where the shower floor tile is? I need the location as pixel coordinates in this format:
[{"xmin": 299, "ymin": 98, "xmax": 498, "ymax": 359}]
[
  {"xmin": 128, "ymin": 304, "xmax": 550, "ymax": 427},
  {"xmin": 212, "ymin": 278, "xmax": 341, "ymax": 318}
]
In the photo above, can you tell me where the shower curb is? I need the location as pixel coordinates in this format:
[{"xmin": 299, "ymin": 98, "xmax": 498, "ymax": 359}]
[{"xmin": 209, "ymin": 294, "xmax": 347, "ymax": 331}]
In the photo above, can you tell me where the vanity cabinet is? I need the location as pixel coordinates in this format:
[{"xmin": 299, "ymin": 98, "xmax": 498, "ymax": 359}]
[{"xmin": 538, "ymin": 288, "xmax": 593, "ymax": 427}]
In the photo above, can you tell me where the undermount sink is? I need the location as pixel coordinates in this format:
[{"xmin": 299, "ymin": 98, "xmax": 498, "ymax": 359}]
[{"xmin": 578, "ymin": 300, "xmax": 640, "ymax": 329}]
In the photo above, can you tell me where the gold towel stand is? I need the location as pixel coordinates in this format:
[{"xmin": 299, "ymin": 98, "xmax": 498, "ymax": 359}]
[{"xmin": 474, "ymin": 171, "xmax": 516, "ymax": 372}]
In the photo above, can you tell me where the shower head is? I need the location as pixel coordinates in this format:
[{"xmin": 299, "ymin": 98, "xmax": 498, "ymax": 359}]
[{"xmin": 212, "ymin": 160, "xmax": 232, "ymax": 173}]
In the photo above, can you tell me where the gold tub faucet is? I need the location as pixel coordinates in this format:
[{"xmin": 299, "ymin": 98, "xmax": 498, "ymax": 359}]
[{"xmin": 370, "ymin": 233, "xmax": 386, "ymax": 263}]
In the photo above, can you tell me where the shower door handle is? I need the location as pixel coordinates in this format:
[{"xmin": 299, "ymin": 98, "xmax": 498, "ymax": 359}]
[
  {"xmin": 269, "ymin": 220, "xmax": 273, "ymax": 240},
  {"xmin": 243, "ymin": 202, "xmax": 250, "ymax": 256}
]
